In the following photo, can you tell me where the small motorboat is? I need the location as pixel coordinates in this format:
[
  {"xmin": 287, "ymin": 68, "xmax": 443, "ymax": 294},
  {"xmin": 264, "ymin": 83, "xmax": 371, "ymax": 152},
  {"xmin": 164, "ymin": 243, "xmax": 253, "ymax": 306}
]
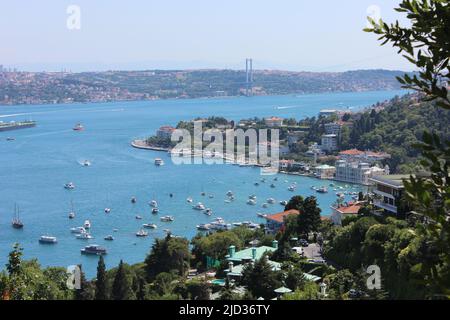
[
  {"xmin": 73, "ymin": 123, "xmax": 84, "ymax": 131},
  {"xmin": 267, "ymin": 198, "xmax": 276, "ymax": 204},
  {"xmin": 270, "ymin": 183, "xmax": 276, "ymax": 188},
  {"xmin": 39, "ymin": 235, "xmax": 58, "ymax": 244},
  {"xmin": 204, "ymin": 208, "xmax": 213, "ymax": 216},
  {"xmin": 82, "ymin": 160, "xmax": 91, "ymax": 167},
  {"xmin": 64, "ymin": 182, "xmax": 75, "ymax": 190},
  {"xmin": 257, "ymin": 213, "xmax": 268, "ymax": 218},
  {"xmin": 248, "ymin": 194, "xmax": 257, "ymax": 200},
  {"xmin": 288, "ymin": 185, "xmax": 296, "ymax": 192},
  {"xmin": 200, "ymin": 192, "xmax": 206, "ymax": 196},
  {"xmin": 131, "ymin": 196, "xmax": 137, "ymax": 204},
  {"xmin": 135, "ymin": 215, "xmax": 143, "ymax": 220},
  {"xmin": 149, "ymin": 200, "xmax": 158, "ymax": 208},
  {"xmin": 186, "ymin": 197, "xmax": 193, "ymax": 203},
  {"xmin": 136, "ymin": 229, "xmax": 148, "ymax": 237},
  {"xmin": 104, "ymin": 235, "xmax": 114, "ymax": 241},
  {"xmin": 152, "ymin": 207, "xmax": 159, "ymax": 214},
  {"xmin": 160, "ymin": 216, "xmax": 174, "ymax": 222},
  {"xmin": 247, "ymin": 199, "xmax": 257, "ymax": 206},
  {"xmin": 280, "ymin": 200, "xmax": 288, "ymax": 206},
  {"xmin": 193, "ymin": 202, "xmax": 206, "ymax": 211},
  {"xmin": 143, "ymin": 223, "xmax": 157, "ymax": 229},
  {"xmin": 154, "ymin": 158, "xmax": 164, "ymax": 166},
  {"xmin": 81, "ymin": 244, "xmax": 107, "ymax": 255},
  {"xmin": 316, "ymin": 186, "xmax": 328, "ymax": 194},
  {"xmin": 104, "ymin": 208, "xmax": 111, "ymax": 214},
  {"xmin": 6, "ymin": 137, "xmax": 15, "ymax": 141},
  {"xmin": 70, "ymin": 226, "xmax": 86, "ymax": 234},
  {"xmin": 254, "ymin": 182, "xmax": 259, "ymax": 186},
  {"xmin": 84, "ymin": 220, "xmax": 91, "ymax": 229},
  {"xmin": 208, "ymin": 194, "xmax": 214, "ymax": 199},
  {"xmin": 226, "ymin": 191, "xmax": 234, "ymax": 197},
  {"xmin": 76, "ymin": 232, "xmax": 93, "ymax": 240},
  {"xmin": 262, "ymin": 203, "xmax": 269, "ymax": 208},
  {"xmin": 69, "ymin": 212, "xmax": 75, "ymax": 219}
]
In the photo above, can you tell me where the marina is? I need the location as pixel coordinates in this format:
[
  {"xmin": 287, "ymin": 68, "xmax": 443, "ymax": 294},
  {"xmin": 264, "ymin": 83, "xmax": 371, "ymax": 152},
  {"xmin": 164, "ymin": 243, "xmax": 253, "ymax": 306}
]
[{"xmin": 0, "ymin": 90, "xmax": 401, "ymax": 277}]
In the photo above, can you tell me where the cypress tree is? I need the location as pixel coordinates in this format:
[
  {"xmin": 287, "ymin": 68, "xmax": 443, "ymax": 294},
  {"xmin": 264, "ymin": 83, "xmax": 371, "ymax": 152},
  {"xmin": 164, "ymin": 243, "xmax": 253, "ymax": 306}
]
[
  {"xmin": 112, "ymin": 260, "xmax": 130, "ymax": 300},
  {"xmin": 95, "ymin": 256, "xmax": 107, "ymax": 300}
]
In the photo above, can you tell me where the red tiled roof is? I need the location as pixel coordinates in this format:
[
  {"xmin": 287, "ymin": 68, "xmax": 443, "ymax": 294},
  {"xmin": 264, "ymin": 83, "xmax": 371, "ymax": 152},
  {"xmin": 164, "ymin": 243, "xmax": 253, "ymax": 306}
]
[
  {"xmin": 266, "ymin": 117, "xmax": 283, "ymax": 121},
  {"xmin": 265, "ymin": 209, "xmax": 300, "ymax": 223},
  {"xmin": 158, "ymin": 126, "xmax": 176, "ymax": 131},
  {"xmin": 334, "ymin": 203, "xmax": 361, "ymax": 214},
  {"xmin": 339, "ymin": 149, "xmax": 364, "ymax": 156}
]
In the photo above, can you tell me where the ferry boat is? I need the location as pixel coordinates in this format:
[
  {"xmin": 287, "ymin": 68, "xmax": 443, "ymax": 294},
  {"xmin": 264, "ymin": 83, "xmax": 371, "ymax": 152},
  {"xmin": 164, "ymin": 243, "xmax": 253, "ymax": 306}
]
[
  {"xmin": 73, "ymin": 123, "xmax": 84, "ymax": 131},
  {"xmin": 81, "ymin": 245, "xmax": 107, "ymax": 255},
  {"xmin": 193, "ymin": 202, "xmax": 206, "ymax": 211},
  {"xmin": 11, "ymin": 204, "xmax": 24, "ymax": 229},
  {"xmin": 104, "ymin": 235, "xmax": 114, "ymax": 241},
  {"xmin": 39, "ymin": 235, "xmax": 57, "ymax": 244},
  {"xmin": 154, "ymin": 158, "xmax": 164, "ymax": 166},
  {"xmin": 143, "ymin": 223, "xmax": 157, "ymax": 229},
  {"xmin": 64, "ymin": 182, "xmax": 75, "ymax": 190},
  {"xmin": 0, "ymin": 120, "xmax": 36, "ymax": 132},
  {"xmin": 136, "ymin": 229, "xmax": 148, "ymax": 237}
]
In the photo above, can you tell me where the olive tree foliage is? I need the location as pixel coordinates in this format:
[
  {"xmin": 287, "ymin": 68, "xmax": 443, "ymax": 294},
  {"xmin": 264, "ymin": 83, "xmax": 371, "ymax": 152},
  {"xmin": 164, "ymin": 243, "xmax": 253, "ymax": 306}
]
[{"xmin": 366, "ymin": 0, "xmax": 450, "ymax": 296}]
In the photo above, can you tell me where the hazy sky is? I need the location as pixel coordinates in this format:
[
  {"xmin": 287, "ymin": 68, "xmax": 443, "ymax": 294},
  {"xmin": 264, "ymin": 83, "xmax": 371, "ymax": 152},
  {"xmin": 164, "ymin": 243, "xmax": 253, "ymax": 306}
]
[{"xmin": 0, "ymin": 0, "xmax": 414, "ymax": 72}]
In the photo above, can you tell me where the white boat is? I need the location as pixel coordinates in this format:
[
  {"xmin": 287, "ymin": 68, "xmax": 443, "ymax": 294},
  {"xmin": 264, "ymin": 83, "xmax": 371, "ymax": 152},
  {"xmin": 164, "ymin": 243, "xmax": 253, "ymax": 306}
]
[
  {"xmin": 149, "ymin": 200, "xmax": 158, "ymax": 208},
  {"xmin": 186, "ymin": 197, "xmax": 193, "ymax": 203},
  {"xmin": 71, "ymin": 226, "xmax": 87, "ymax": 234},
  {"xmin": 316, "ymin": 186, "xmax": 328, "ymax": 193},
  {"xmin": 143, "ymin": 223, "xmax": 157, "ymax": 229},
  {"xmin": 208, "ymin": 194, "xmax": 214, "ymax": 199},
  {"xmin": 248, "ymin": 195, "xmax": 257, "ymax": 200},
  {"xmin": 257, "ymin": 213, "xmax": 268, "ymax": 218},
  {"xmin": 131, "ymin": 196, "xmax": 137, "ymax": 204},
  {"xmin": 226, "ymin": 191, "xmax": 234, "ymax": 197},
  {"xmin": 81, "ymin": 244, "xmax": 107, "ymax": 255},
  {"xmin": 69, "ymin": 212, "xmax": 75, "ymax": 219},
  {"xmin": 267, "ymin": 198, "xmax": 276, "ymax": 204},
  {"xmin": 154, "ymin": 158, "xmax": 164, "ymax": 166},
  {"xmin": 288, "ymin": 185, "xmax": 296, "ymax": 191},
  {"xmin": 204, "ymin": 208, "xmax": 213, "ymax": 216},
  {"xmin": 197, "ymin": 224, "xmax": 211, "ymax": 231},
  {"xmin": 233, "ymin": 222, "xmax": 243, "ymax": 227},
  {"xmin": 247, "ymin": 199, "xmax": 257, "ymax": 206},
  {"xmin": 39, "ymin": 235, "xmax": 57, "ymax": 244},
  {"xmin": 136, "ymin": 229, "xmax": 148, "ymax": 237},
  {"xmin": 279, "ymin": 200, "xmax": 288, "ymax": 206},
  {"xmin": 84, "ymin": 220, "xmax": 91, "ymax": 229},
  {"xmin": 104, "ymin": 235, "xmax": 114, "ymax": 241},
  {"xmin": 193, "ymin": 202, "xmax": 206, "ymax": 210},
  {"xmin": 64, "ymin": 182, "xmax": 75, "ymax": 190},
  {"xmin": 211, "ymin": 222, "xmax": 232, "ymax": 231},
  {"xmin": 82, "ymin": 160, "xmax": 91, "ymax": 167},
  {"xmin": 152, "ymin": 207, "xmax": 159, "ymax": 214},
  {"xmin": 262, "ymin": 203, "xmax": 269, "ymax": 208},
  {"xmin": 76, "ymin": 232, "xmax": 93, "ymax": 240},
  {"xmin": 104, "ymin": 208, "xmax": 111, "ymax": 214},
  {"xmin": 160, "ymin": 216, "xmax": 174, "ymax": 222},
  {"xmin": 135, "ymin": 215, "xmax": 143, "ymax": 220}
]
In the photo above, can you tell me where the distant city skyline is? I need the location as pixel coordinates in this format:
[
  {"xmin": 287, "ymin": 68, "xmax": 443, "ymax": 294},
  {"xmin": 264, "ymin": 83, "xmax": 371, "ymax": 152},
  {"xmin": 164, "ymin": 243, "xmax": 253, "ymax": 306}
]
[{"xmin": 0, "ymin": 0, "xmax": 414, "ymax": 72}]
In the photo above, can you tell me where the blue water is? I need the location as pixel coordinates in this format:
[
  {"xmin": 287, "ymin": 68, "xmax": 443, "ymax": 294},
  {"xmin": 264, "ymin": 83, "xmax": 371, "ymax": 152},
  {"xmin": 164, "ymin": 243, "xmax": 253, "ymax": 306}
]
[{"xmin": 0, "ymin": 90, "xmax": 404, "ymax": 277}]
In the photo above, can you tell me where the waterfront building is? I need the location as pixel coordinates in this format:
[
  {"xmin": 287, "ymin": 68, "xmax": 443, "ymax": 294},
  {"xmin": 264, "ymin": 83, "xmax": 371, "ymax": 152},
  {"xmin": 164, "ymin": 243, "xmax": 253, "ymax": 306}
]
[
  {"xmin": 335, "ymin": 159, "xmax": 387, "ymax": 185},
  {"xmin": 264, "ymin": 116, "xmax": 284, "ymax": 127},
  {"xmin": 156, "ymin": 125, "xmax": 176, "ymax": 139},
  {"xmin": 264, "ymin": 210, "xmax": 300, "ymax": 234},
  {"xmin": 338, "ymin": 149, "xmax": 391, "ymax": 164},
  {"xmin": 314, "ymin": 164, "xmax": 336, "ymax": 179},
  {"xmin": 330, "ymin": 202, "xmax": 362, "ymax": 225},
  {"xmin": 320, "ymin": 134, "xmax": 338, "ymax": 152},
  {"xmin": 369, "ymin": 175, "xmax": 408, "ymax": 215}
]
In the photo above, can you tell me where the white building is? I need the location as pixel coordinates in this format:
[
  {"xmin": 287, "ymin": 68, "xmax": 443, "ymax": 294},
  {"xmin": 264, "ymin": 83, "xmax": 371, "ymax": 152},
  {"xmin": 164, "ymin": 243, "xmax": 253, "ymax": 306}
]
[
  {"xmin": 321, "ymin": 134, "xmax": 338, "ymax": 152},
  {"xmin": 369, "ymin": 175, "xmax": 407, "ymax": 215},
  {"xmin": 335, "ymin": 160, "xmax": 387, "ymax": 185}
]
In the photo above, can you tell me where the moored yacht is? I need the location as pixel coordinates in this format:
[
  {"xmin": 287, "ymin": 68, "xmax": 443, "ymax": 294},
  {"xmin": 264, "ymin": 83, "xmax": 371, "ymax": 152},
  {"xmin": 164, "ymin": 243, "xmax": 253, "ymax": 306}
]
[
  {"xmin": 316, "ymin": 186, "xmax": 328, "ymax": 193},
  {"xmin": 154, "ymin": 158, "xmax": 164, "ymax": 166},
  {"xmin": 136, "ymin": 229, "xmax": 148, "ymax": 237},
  {"xmin": 143, "ymin": 223, "xmax": 157, "ymax": 229},
  {"xmin": 70, "ymin": 226, "xmax": 87, "ymax": 234},
  {"xmin": 152, "ymin": 207, "xmax": 159, "ymax": 214},
  {"xmin": 39, "ymin": 235, "xmax": 58, "ymax": 244},
  {"xmin": 12, "ymin": 204, "xmax": 24, "ymax": 229},
  {"xmin": 197, "ymin": 224, "xmax": 211, "ymax": 231},
  {"xmin": 267, "ymin": 198, "xmax": 276, "ymax": 204},
  {"xmin": 82, "ymin": 160, "xmax": 91, "ymax": 167},
  {"xmin": 104, "ymin": 235, "xmax": 114, "ymax": 241},
  {"xmin": 81, "ymin": 244, "xmax": 107, "ymax": 255},
  {"xmin": 84, "ymin": 220, "xmax": 91, "ymax": 229},
  {"xmin": 149, "ymin": 200, "xmax": 158, "ymax": 208},
  {"xmin": 76, "ymin": 232, "xmax": 93, "ymax": 240},
  {"xmin": 131, "ymin": 196, "xmax": 137, "ymax": 204},
  {"xmin": 247, "ymin": 199, "xmax": 257, "ymax": 206},
  {"xmin": 73, "ymin": 123, "xmax": 84, "ymax": 131},
  {"xmin": 186, "ymin": 197, "xmax": 193, "ymax": 203},
  {"xmin": 160, "ymin": 216, "xmax": 174, "ymax": 222},
  {"xmin": 64, "ymin": 182, "xmax": 75, "ymax": 190},
  {"xmin": 193, "ymin": 202, "xmax": 206, "ymax": 210}
]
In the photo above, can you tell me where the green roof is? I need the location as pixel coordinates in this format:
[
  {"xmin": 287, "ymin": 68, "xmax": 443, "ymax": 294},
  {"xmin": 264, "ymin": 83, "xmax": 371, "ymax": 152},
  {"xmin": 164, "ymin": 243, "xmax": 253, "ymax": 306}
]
[
  {"xmin": 227, "ymin": 246, "xmax": 276, "ymax": 263},
  {"xmin": 225, "ymin": 259, "xmax": 281, "ymax": 277}
]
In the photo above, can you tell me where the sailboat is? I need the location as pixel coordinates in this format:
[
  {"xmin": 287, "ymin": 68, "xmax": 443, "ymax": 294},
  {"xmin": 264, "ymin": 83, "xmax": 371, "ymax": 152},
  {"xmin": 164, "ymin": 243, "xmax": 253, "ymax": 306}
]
[
  {"xmin": 68, "ymin": 200, "xmax": 75, "ymax": 219},
  {"xmin": 12, "ymin": 204, "xmax": 24, "ymax": 229}
]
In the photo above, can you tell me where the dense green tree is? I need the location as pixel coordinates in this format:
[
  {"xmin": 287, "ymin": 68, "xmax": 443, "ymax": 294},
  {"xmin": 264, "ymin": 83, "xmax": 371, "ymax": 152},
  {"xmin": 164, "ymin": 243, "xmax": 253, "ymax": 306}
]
[
  {"xmin": 112, "ymin": 260, "xmax": 133, "ymax": 300},
  {"xmin": 95, "ymin": 256, "xmax": 107, "ymax": 300},
  {"xmin": 241, "ymin": 256, "xmax": 282, "ymax": 300}
]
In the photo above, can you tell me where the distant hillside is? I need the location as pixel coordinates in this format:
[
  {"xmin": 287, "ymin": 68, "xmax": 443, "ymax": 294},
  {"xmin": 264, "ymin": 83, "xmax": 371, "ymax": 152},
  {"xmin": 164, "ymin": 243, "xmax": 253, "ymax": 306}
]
[
  {"xmin": 0, "ymin": 69, "xmax": 407, "ymax": 105},
  {"xmin": 343, "ymin": 94, "xmax": 450, "ymax": 173}
]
